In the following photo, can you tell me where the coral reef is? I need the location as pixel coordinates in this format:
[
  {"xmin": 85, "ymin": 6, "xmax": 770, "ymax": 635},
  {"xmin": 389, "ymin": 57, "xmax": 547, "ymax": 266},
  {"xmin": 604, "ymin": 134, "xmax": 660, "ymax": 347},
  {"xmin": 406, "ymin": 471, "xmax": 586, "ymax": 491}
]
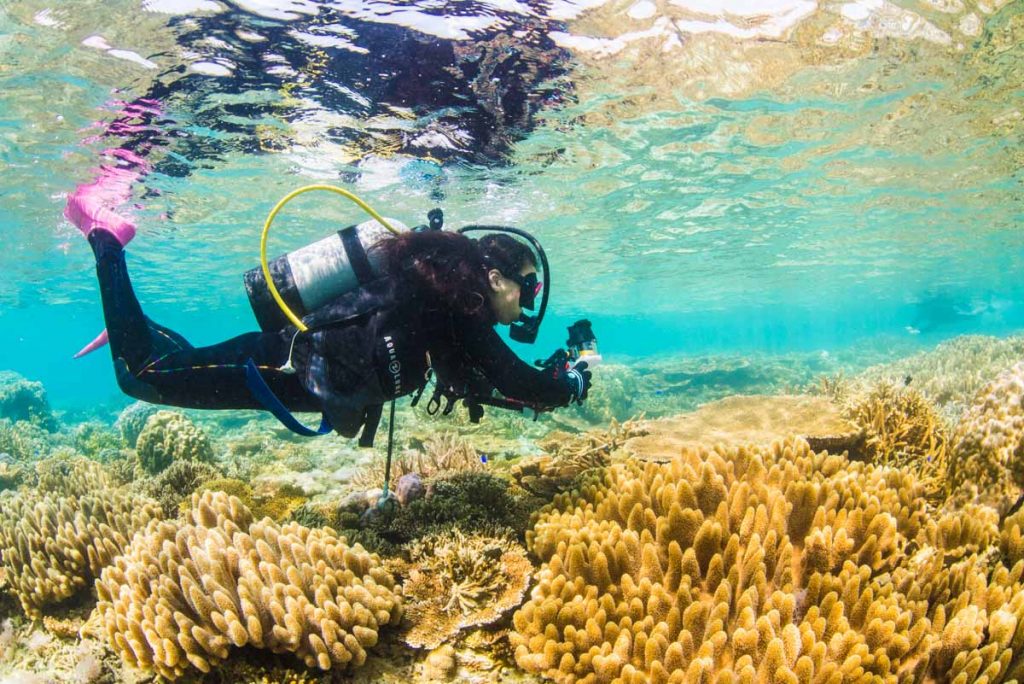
[
  {"xmin": 0, "ymin": 419, "xmax": 46, "ymax": 462},
  {"xmin": 381, "ymin": 472, "xmax": 542, "ymax": 543},
  {"xmin": 113, "ymin": 401, "xmax": 159, "ymax": 448},
  {"xmin": 947, "ymin": 361, "xmax": 1024, "ymax": 507},
  {"xmin": 0, "ymin": 457, "xmax": 27, "ymax": 491},
  {"xmin": 71, "ymin": 422, "xmax": 123, "ymax": 460},
  {"xmin": 510, "ymin": 436, "xmax": 1024, "ymax": 683},
  {"xmin": 137, "ymin": 458, "xmax": 224, "ymax": 517},
  {"xmin": 350, "ymin": 430, "xmax": 484, "ymax": 491},
  {"xmin": 0, "ymin": 457, "xmax": 161, "ymax": 617},
  {"xmin": 136, "ymin": 410, "xmax": 214, "ymax": 474},
  {"xmin": 95, "ymin": 490, "xmax": 403, "ymax": 680},
  {"xmin": 513, "ymin": 419, "xmax": 645, "ymax": 499},
  {"xmin": 856, "ymin": 334, "xmax": 1024, "ymax": 423},
  {"xmin": 400, "ymin": 528, "xmax": 533, "ymax": 649},
  {"xmin": 844, "ymin": 380, "xmax": 948, "ymax": 498},
  {"xmin": 623, "ymin": 394, "xmax": 860, "ymax": 463},
  {"xmin": 0, "ymin": 370, "xmax": 55, "ymax": 430}
]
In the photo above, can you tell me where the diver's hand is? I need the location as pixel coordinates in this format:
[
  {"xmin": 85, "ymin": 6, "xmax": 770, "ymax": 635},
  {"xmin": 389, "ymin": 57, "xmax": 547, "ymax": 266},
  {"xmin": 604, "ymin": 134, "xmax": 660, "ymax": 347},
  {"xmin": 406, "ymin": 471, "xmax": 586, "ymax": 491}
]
[{"xmin": 559, "ymin": 361, "xmax": 592, "ymax": 405}]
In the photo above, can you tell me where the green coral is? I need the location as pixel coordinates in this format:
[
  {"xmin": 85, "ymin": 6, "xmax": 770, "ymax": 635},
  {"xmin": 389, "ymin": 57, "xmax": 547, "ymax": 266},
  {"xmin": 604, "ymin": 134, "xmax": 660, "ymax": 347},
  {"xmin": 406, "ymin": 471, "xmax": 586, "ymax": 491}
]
[
  {"xmin": 0, "ymin": 419, "xmax": 38, "ymax": 461},
  {"xmin": 0, "ymin": 370, "xmax": 56, "ymax": 430},
  {"xmin": 114, "ymin": 401, "xmax": 159, "ymax": 448},
  {"xmin": 72, "ymin": 422, "xmax": 123, "ymax": 459},
  {"xmin": 138, "ymin": 458, "xmax": 223, "ymax": 516},
  {"xmin": 289, "ymin": 500, "xmax": 335, "ymax": 529},
  {"xmin": 136, "ymin": 410, "xmax": 214, "ymax": 474},
  {"xmin": 379, "ymin": 472, "xmax": 543, "ymax": 543}
]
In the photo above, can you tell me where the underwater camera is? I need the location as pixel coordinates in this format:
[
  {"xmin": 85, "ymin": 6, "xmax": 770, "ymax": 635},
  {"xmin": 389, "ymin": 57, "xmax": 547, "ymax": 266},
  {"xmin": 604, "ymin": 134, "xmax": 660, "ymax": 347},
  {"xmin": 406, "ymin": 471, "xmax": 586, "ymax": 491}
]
[
  {"xmin": 567, "ymin": 318, "xmax": 601, "ymax": 368},
  {"xmin": 538, "ymin": 319, "xmax": 602, "ymax": 372}
]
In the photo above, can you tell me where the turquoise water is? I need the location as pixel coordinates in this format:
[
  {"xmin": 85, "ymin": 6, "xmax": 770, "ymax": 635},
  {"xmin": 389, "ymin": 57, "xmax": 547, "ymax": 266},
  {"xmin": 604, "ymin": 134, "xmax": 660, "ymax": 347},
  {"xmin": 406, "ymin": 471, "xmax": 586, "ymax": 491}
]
[{"xmin": 1, "ymin": 0, "xmax": 1023, "ymax": 412}]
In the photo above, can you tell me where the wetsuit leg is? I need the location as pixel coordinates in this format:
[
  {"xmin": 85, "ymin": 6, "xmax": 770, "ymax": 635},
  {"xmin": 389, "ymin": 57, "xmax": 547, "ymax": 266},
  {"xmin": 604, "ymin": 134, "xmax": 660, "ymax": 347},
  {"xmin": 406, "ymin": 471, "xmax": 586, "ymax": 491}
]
[{"xmin": 89, "ymin": 231, "xmax": 319, "ymax": 412}]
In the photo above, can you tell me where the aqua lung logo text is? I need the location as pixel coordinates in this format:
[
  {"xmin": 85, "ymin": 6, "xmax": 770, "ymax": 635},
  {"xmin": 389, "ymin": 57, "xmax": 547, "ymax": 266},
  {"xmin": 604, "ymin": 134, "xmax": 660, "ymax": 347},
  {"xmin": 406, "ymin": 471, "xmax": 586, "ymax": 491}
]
[{"xmin": 384, "ymin": 335, "xmax": 401, "ymax": 395}]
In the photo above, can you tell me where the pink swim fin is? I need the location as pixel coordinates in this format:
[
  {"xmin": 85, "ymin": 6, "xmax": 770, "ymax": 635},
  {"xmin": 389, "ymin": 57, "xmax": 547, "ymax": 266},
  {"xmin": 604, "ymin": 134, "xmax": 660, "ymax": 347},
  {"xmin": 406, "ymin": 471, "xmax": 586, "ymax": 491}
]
[{"xmin": 74, "ymin": 329, "xmax": 109, "ymax": 359}]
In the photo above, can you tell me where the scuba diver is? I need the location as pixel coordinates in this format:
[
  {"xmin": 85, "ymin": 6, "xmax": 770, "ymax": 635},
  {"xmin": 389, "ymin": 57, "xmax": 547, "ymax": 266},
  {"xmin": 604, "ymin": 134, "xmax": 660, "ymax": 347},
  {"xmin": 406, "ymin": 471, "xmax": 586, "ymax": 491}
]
[{"xmin": 70, "ymin": 192, "xmax": 593, "ymax": 447}]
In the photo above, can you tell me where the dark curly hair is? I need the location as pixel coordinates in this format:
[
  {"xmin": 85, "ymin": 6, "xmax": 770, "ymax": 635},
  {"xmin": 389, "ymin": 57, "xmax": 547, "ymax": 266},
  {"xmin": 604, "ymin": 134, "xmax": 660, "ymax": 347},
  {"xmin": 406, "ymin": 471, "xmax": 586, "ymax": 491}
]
[{"xmin": 374, "ymin": 230, "xmax": 537, "ymax": 321}]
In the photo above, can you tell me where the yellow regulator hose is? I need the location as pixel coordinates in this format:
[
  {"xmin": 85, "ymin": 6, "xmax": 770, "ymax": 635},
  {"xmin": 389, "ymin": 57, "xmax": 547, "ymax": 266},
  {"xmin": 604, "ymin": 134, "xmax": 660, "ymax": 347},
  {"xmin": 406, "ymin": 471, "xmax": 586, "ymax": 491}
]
[{"xmin": 260, "ymin": 185, "xmax": 402, "ymax": 331}]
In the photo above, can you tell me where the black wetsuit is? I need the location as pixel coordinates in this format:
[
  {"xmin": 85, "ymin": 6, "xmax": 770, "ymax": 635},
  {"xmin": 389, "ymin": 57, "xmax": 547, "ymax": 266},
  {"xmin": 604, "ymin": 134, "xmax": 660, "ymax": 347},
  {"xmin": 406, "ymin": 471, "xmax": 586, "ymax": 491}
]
[{"xmin": 90, "ymin": 231, "xmax": 571, "ymax": 436}]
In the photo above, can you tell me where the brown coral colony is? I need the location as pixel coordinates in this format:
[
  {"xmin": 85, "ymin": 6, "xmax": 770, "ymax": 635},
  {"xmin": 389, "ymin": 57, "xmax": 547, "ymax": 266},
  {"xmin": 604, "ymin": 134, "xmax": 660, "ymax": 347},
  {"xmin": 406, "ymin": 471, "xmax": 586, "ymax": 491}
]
[{"xmin": 94, "ymin": 491, "xmax": 402, "ymax": 680}]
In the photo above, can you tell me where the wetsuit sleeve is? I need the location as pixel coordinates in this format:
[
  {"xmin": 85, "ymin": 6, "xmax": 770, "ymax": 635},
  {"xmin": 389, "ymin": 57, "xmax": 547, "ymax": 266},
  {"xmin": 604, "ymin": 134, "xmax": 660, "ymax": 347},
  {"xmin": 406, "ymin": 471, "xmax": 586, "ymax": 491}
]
[{"xmin": 459, "ymin": 319, "xmax": 571, "ymax": 407}]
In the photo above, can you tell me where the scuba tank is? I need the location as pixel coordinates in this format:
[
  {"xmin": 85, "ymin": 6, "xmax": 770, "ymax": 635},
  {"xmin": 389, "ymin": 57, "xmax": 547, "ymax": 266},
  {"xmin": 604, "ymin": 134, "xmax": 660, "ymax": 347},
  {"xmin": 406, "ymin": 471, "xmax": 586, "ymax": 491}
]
[{"xmin": 244, "ymin": 218, "xmax": 408, "ymax": 331}]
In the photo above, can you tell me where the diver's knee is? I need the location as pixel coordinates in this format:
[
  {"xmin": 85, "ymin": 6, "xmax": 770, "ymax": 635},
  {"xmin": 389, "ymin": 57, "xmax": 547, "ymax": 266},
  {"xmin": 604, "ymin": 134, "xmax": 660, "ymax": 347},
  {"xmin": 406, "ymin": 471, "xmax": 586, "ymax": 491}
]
[{"xmin": 114, "ymin": 358, "xmax": 162, "ymax": 403}]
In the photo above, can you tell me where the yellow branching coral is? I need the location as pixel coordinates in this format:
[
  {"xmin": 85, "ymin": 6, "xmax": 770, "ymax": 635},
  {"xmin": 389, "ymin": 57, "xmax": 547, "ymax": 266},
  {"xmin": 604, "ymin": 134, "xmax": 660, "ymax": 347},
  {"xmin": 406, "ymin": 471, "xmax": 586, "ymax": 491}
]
[
  {"xmin": 0, "ymin": 457, "xmax": 161, "ymax": 617},
  {"xmin": 845, "ymin": 380, "xmax": 948, "ymax": 497},
  {"xmin": 400, "ymin": 528, "xmax": 533, "ymax": 649},
  {"xmin": 511, "ymin": 436, "xmax": 1024, "ymax": 683},
  {"xmin": 94, "ymin": 490, "xmax": 402, "ymax": 680},
  {"xmin": 948, "ymin": 361, "xmax": 1024, "ymax": 506}
]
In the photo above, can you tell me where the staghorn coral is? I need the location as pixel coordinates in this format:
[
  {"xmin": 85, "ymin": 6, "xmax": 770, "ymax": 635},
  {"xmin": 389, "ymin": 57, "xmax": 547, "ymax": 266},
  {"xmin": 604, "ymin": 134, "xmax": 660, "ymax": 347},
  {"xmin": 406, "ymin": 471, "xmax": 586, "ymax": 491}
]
[
  {"xmin": 94, "ymin": 490, "xmax": 402, "ymax": 680},
  {"xmin": 114, "ymin": 401, "xmax": 159, "ymax": 449},
  {"xmin": 400, "ymin": 528, "xmax": 533, "ymax": 650},
  {"xmin": 0, "ymin": 370, "xmax": 56, "ymax": 430},
  {"xmin": 845, "ymin": 380, "xmax": 948, "ymax": 498},
  {"xmin": 947, "ymin": 361, "xmax": 1024, "ymax": 508},
  {"xmin": 350, "ymin": 430, "xmax": 484, "ymax": 491},
  {"xmin": 136, "ymin": 410, "xmax": 214, "ymax": 474},
  {"xmin": 510, "ymin": 435, "xmax": 1024, "ymax": 684},
  {"xmin": 513, "ymin": 419, "xmax": 645, "ymax": 499},
  {"xmin": 856, "ymin": 334, "xmax": 1024, "ymax": 424},
  {"xmin": 0, "ymin": 457, "xmax": 161, "ymax": 617}
]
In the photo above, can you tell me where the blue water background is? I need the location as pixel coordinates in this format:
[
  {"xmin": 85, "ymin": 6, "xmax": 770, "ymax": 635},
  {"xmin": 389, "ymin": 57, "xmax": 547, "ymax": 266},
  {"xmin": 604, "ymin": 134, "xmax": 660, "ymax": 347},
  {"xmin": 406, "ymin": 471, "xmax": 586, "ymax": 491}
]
[{"xmin": 2, "ymin": 1, "xmax": 1023, "ymax": 412}]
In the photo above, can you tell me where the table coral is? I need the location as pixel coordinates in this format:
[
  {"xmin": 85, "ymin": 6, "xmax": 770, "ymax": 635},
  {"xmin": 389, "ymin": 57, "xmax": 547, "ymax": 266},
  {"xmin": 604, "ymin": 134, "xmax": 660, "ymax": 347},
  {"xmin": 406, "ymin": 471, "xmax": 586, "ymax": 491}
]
[
  {"xmin": 623, "ymin": 395, "xmax": 860, "ymax": 463},
  {"xmin": 511, "ymin": 436, "xmax": 1024, "ymax": 683},
  {"xmin": 400, "ymin": 528, "xmax": 533, "ymax": 650},
  {"xmin": 136, "ymin": 410, "xmax": 215, "ymax": 474},
  {"xmin": 94, "ymin": 490, "xmax": 402, "ymax": 680},
  {"xmin": 0, "ymin": 458, "xmax": 161, "ymax": 617},
  {"xmin": 947, "ymin": 361, "xmax": 1024, "ymax": 507}
]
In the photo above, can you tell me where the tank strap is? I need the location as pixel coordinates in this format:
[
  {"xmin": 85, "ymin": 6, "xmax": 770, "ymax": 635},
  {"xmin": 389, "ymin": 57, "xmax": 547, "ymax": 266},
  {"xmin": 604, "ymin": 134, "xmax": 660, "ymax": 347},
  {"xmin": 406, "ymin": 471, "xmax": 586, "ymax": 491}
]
[
  {"xmin": 339, "ymin": 225, "xmax": 375, "ymax": 284},
  {"xmin": 244, "ymin": 358, "xmax": 333, "ymax": 437}
]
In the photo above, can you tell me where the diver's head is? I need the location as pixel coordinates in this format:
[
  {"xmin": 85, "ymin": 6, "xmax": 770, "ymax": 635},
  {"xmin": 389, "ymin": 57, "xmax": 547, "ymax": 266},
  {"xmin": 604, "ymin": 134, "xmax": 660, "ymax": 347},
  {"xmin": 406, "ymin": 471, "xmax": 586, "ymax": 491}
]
[{"xmin": 479, "ymin": 233, "xmax": 541, "ymax": 325}]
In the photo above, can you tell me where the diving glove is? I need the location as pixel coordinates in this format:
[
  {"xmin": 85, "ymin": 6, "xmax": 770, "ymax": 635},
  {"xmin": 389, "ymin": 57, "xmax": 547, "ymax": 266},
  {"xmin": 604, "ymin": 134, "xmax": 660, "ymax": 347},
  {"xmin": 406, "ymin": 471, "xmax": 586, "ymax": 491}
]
[{"xmin": 559, "ymin": 360, "xmax": 592, "ymax": 405}]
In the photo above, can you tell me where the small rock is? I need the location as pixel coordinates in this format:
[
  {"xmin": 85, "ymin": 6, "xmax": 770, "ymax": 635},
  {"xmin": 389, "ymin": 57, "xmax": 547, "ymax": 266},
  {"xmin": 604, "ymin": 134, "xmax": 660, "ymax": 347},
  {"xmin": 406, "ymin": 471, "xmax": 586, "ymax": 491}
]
[
  {"xmin": 395, "ymin": 472, "xmax": 425, "ymax": 506},
  {"xmin": 424, "ymin": 644, "xmax": 458, "ymax": 681},
  {"xmin": 338, "ymin": 488, "xmax": 381, "ymax": 515}
]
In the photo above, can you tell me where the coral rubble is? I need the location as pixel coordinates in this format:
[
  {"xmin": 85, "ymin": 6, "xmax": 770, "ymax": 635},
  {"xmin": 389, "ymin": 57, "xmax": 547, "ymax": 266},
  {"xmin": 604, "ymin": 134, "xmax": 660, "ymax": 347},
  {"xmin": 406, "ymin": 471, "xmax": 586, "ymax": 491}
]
[
  {"xmin": 95, "ymin": 490, "xmax": 402, "ymax": 680},
  {"xmin": 136, "ymin": 410, "xmax": 215, "ymax": 474}
]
